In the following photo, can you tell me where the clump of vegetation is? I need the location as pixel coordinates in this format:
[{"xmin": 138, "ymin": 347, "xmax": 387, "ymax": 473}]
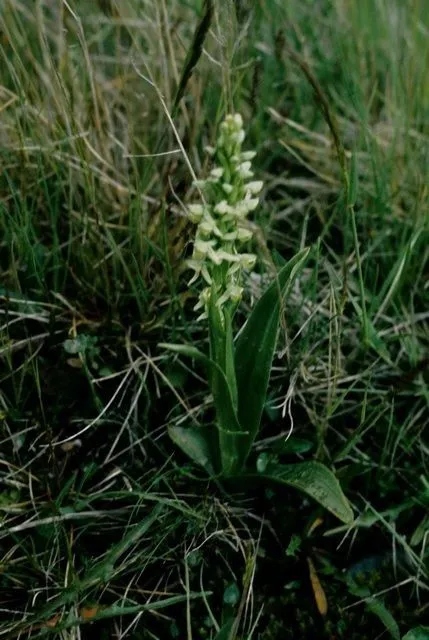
[{"xmin": 0, "ymin": 0, "xmax": 428, "ymax": 638}]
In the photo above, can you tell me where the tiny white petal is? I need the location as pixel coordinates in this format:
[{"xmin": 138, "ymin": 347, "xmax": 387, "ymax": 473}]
[
  {"xmin": 214, "ymin": 200, "xmax": 232, "ymax": 215},
  {"xmin": 222, "ymin": 183, "xmax": 234, "ymax": 194},
  {"xmin": 201, "ymin": 265, "xmax": 212, "ymax": 285},
  {"xmin": 241, "ymin": 151, "xmax": 257, "ymax": 161},
  {"xmin": 233, "ymin": 113, "xmax": 243, "ymax": 128},
  {"xmin": 215, "ymin": 250, "xmax": 240, "ymax": 263},
  {"xmin": 194, "ymin": 239, "xmax": 215, "ymax": 256},
  {"xmin": 232, "ymin": 130, "xmax": 245, "ymax": 144},
  {"xmin": 205, "ymin": 145, "xmax": 216, "ymax": 156},
  {"xmin": 229, "ymin": 284, "xmax": 243, "ymax": 301},
  {"xmin": 230, "ymin": 202, "xmax": 250, "ymax": 218},
  {"xmin": 239, "ymin": 161, "xmax": 252, "ymax": 173},
  {"xmin": 207, "ymin": 248, "xmax": 222, "ymax": 265},
  {"xmin": 239, "ymin": 168, "xmax": 254, "ymax": 179},
  {"xmin": 188, "ymin": 203, "xmax": 205, "ymax": 222},
  {"xmin": 244, "ymin": 198, "xmax": 259, "ymax": 212},
  {"xmin": 246, "ymin": 181, "xmax": 263, "ymax": 195},
  {"xmin": 210, "ymin": 167, "xmax": 224, "ymax": 179},
  {"xmin": 237, "ymin": 227, "xmax": 253, "ymax": 242},
  {"xmin": 222, "ymin": 231, "xmax": 238, "ymax": 241},
  {"xmin": 240, "ymin": 253, "xmax": 257, "ymax": 269}
]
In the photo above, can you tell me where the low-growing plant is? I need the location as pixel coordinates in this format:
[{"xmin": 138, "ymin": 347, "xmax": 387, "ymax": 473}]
[{"xmin": 161, "ymin": 114, "xmax": 353, "ymax": 524}]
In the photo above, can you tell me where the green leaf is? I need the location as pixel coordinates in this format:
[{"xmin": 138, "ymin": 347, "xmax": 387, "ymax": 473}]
[
  {"xmin": 160, "ymin": 340, "xmax": 242, "ymax": 476},
  {"xmin": 256, "ymin": 461, "xmax": 354, "ymax": 524},
  {"xmin": 234, "ymin": 247, "xmax": 310, "ymax": 468},
  {"xmin": 366, "ymin": 599, "xmax": 400, "ymax": 640},
  {"xmin": 402, "ymin": 628, "xmax": 429, "ymax": 640},
  {"xmin": 169, "ymin": 426, "xmax": 219, "ymax": 475},
  {"xmin": 214, "ymin": 619, "xmax": 234, "ymax": 640},
  {"xmin": 223, "ymin": 582, "xmax": 240, "ymax": 605}
]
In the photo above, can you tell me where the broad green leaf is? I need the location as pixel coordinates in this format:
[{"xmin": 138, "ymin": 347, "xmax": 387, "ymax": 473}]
[
  {"xmin": 160, "ymin": 340, "xmax": 242, "ymax": 476},
  {"xmin": 274, "ymin": 437, "xmax": 313, "ymax": 455},
  {"xmin": 234, "ymin": 247, "xmax": 310, "ymax": 468},
  {"xmin": 402, "ymin": 628, "xmax": 429, "ymax": 640},
  {"xmin": 366, "ymin": 599, "xmax": 400, "ymax": 640},
  {"xmin": 169, "ymin": 426, "xmax": 219, "ymax": 475},
  {"xmin": 256, "ymin": 461, "xmax": 353, "ymax": 524}
]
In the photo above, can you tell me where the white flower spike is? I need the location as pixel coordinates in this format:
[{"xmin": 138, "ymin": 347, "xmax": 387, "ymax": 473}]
[{"xmin": 186, "ymin": 113, "xmax": 262, "ymax": 318}]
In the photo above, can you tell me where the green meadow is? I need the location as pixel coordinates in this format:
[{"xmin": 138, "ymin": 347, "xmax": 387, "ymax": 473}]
[{"xmin": 0, "ymin": 1, "xmax": 428, "ymax": 638}]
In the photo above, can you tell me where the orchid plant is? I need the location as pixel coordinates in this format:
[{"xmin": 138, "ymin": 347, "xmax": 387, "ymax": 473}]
[{"xmin": 161, "ymin": 114, "xmax": 353, "ymax": 524}]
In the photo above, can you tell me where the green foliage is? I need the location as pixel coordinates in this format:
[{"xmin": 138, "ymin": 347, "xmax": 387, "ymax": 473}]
[
  {"xmin": 403, "ymin": 629, "xmax": 429, "ymax": 640},
  {"xmin": 253, "ymin": 461, "xmax": 353, "ymax": 524},
  {"xmin": 163, "ymin": 250, "xmax": 353, "ymax": 524},
  {"xmin": 234, "ymin": 247, "xmax": 310, "ymax": 468},
  {"xmin": 1, "ymin": 0, "xmax": 428, "ymax": 636}
]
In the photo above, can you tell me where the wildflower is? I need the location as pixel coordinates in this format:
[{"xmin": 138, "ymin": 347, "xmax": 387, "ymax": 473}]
[
  {"xmin": 210, "ymin": 167, "xmax": 224, "ymax": 180},
  {"xmin": 186, "ymin": 113, "xmax": 262, "ymax": 318},
  {"xmin": 243, "ymin": 198, "xmax": 259, "ymax": 212},
  {"xmin": 245, "ymin": 181, "xmax": 264, "ymax": 195},
  {"xmin": 187, "ymin": 203, "xmax": 205, "ymax": 223},
  {"xmin": 240, "ymin": 150, "xmax": 257, "ymax": 161}
]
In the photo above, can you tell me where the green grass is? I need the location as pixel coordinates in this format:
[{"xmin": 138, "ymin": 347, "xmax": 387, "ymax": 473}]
[{"xmin": 1, "ymin": 0, "xmax": 428, "ymax": 638}]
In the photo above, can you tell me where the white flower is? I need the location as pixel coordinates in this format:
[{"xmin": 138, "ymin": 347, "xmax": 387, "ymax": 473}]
[
  {"xmin": 244, "ymin": 198, "xmax": 259, "ymax": 212},
  {"xmin": 236, "ymin": 227, "xmax": 253, "ymax": 242},
  {"xmin": 232, "ymin": 129, "xmax": 245, "ymax": 144},
  {"xmin": 210, "ymin": 167, "xmax": 224, "ymax": 180},
  {"xmin": 217, "ymin": 283, "xmax": 243, "ymax": 308},
  {"xmin": 241, "ymin": 151, "xmax": 257, "ymax": 161},
  {"xmin": 214, "ymin": 200, "xmax": 232, "ymax": 215},
  {"xmin": 245, "ymin": 181, "xmax": 263, "ymax": 195},
  {"xmin": 205, "ymin": 145, "xmax": 216, "ymax": 156},
  {"xmin": 199, "ymin": 214, "xmax": 222, "ymax": 237},
  {"xmin": 228, "ymin": 284, "xmax": 243, "ymax": 301},
  {"xmin": 238, "ymin": 161, "xmax": 254, "ymax": 179},
  {"xmin": 215, "ymin": 249, "xmax": 241, "ymax": 263},
  {"xmin": 229, "ymin": 202, "xmax": 250, "ymax": 219},
  {"xmin": 232, "ymin": 113, "xmax": 243, "ymax": 128},
  {"xmin": 240, "ymin": 253, "xmax": 257, "ymax": 269},
  {"xmin": 239, "ymin": 161, "xmax": 252, "ymax": 173},
  {"xmin": 194, "ymin": 239, "xmax": 216, "ymax": 258},
  {"xmin": 187, "ymin": 113, "xmax": 262, "ymax": 318},
  {"xmin": 188, "ymin": 203, "xmax": 205, "ymax": 222}
]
